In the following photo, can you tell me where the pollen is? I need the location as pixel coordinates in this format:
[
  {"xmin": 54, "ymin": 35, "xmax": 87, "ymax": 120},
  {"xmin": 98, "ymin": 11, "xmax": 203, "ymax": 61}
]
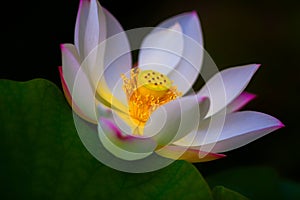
[{"xmin": 121, "ymin": 68, "xmax": 181, "ymax": 135}]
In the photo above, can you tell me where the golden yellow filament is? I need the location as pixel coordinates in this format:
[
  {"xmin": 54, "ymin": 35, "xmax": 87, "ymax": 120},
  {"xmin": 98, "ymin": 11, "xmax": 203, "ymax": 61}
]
[{"xmin": 122, "ymin": 68, "xmax": 181, "ymax": 135}]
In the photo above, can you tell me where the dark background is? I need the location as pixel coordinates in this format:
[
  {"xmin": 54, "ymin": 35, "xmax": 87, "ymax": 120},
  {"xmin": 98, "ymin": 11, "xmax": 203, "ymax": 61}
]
[{"xmin": 1, "ymin": 0, "xmax": 299, "ymax": 182}]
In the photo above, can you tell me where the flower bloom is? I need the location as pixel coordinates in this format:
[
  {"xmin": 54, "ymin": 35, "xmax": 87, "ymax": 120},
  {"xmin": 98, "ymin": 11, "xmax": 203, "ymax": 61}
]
[{"xmin": 59, "ymin": 0, "xmax": 284, "ymax": 163}]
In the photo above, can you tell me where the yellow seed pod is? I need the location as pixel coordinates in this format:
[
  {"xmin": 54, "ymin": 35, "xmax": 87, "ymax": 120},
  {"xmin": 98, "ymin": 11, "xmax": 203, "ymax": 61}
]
[{"xmin": 137, "ymin": 70, "xmax": 172, "ymax": 95}]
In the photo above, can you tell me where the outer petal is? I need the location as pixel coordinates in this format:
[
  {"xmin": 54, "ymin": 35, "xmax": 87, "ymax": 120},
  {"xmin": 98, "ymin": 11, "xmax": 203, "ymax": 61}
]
[
  {"xmin": 156, "ymin": 145, "xmax": 225, "ymax": 163},
  {"xmin": 159, "ymin": 12, "xmax": 204, "ymax": 95},
  {"xmin": 144, "ymin": 95, "xmax": 209, "ymax": 146},
  {"xmin": 59, "ymin": 66, "xmax": 97, "ymax": 124},
  {"xmin": 175, "ymin": 111, "xmax": 284, "ymax": 153},
  {"xmin": 226, "ymin": 92, "xmax": 256, "ymax": 113},
  {"xmin": 138, "ymin": 23, "xmax": 184, "ymax": 75},
  {"xmin": 98, "ymin": 118, "xmax": 157, "ymax": 161},
  {"xmin": 75, "ymin": 0, "xmax": 106, "ymax": 60},
  {"xmin": 197, "ymin": 64, "xmax": 260, "ymax": 117},
  {"xmin": 61, "ymin": 44, "xmax": 99, "ymax": 122},
  {"xmin": 61, "ymin": 44, "xmax": 127, "ymax": 123},
  {"xmin": 71, "ymin": 65, "xmax": 99, "ymax": 122},
  {"xmin": 61, "ymin": 44, "xmax": 81, "ymax": 92}
]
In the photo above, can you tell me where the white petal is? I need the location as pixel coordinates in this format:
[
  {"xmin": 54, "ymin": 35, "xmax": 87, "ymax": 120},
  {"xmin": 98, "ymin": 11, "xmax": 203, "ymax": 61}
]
[
  {"xmin": 175, "ymin": 111, "xmax": 283, "ymax": 153},
  {"xmin": 100, "ymin": 8, "xmax": 132, "ymax": 103},
  {"xmin": 61, "ymin": 44, "xmax": 81, "ymax": 92},
  {"xmin": 160, "ymin": 12, "xmax": 204, "ymax": 95},
  {"xmin": 144, "ymin": 95, "xmax": 209, "ymax": 146},
  {"xmin": 81, "ymin": 8, "xmax": 132, "ymax": 106},
  {"xmin": 197, "ymin": 64, "xmax": 260, "ymax": 117},
  {"xmin": 74, "ymin": 0, "xmax": 89, "ymax": 54},
  {"xmin": 98, "ymin": 118, "xmax": 157, "ymax": 160},
  {"xmin": 138, "ymin": 23, "xmax": 183, "ymax": 75},
  {"xmin": 72, "ymin": 66, "xmax": 98, "ymax": 122},
  {"xmin": 75, "ymin": 0, "xmax": 106, "ymax": 60}
]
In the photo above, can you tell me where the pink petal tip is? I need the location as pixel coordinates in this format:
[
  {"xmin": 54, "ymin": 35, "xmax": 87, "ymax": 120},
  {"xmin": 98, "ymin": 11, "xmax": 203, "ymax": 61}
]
[
  {"xmin": 243, "ymin": 91, "xmax": 257, "ymax": 101},
  {"xmin": 278, "ymin": 122, "xmax": 285, "ymax": 128},
  {"xmin": 255, "ymin": 64, "xmax": 262, "ymax": 69},
  {"xmin": 192, "ymin": 10, "xmax": 198, "ymax": 15},
  {"xmin": 60, "ymin": 44, "xmax": 65, "ymax": 50}
]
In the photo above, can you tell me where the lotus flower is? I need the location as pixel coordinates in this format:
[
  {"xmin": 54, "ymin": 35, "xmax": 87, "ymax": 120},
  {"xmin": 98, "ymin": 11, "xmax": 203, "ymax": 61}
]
[{"xmin": 59, "ymin": 0, "xmax": 284, "ymax": 164}]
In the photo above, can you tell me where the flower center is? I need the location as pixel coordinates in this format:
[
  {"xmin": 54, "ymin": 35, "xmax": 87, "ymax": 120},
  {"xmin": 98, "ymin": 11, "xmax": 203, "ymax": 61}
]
[{"xmin": 122, "ymin": 68, "xmax": 181, "ymax": 135}]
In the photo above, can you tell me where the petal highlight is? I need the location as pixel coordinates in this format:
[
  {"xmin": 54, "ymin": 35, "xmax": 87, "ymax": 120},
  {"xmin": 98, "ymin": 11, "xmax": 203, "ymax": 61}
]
[
  {"xmin": 75, "ymin": 0, "xmax": 106, "ymax": 60},
  {"xmin": 100, "ymin": 8, "xmax": 132, "ymax": 104},
  {"xmin": 197, "ymin": 64, "xmax": 260, "ymax": 117},
  {"xmin": 175, "ymin": 111, "xmax": 284, "ymax": 153},
  {"xmin": 138, "ymin": 23, "xmax": 184, "ymax": 75},
  {"xmin": 59, "ymin": 66, "xmax": 97, "ymax": 124}
]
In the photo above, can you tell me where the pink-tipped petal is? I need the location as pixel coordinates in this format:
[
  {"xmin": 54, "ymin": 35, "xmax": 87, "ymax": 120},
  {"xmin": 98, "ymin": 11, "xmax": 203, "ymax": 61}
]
[
  {"xmin": 198, "ymin": 64, "xmax": 260, "ymax": 117},
  {"xmin": 98, "ymin": 118, "xmax": 157, "ymax": 160},
  {"xmin": 59, "ymin": 66, "xmax": 97, "ymax": 124},
  {"xmin": 60, "ymin": 43, "xmax": 99, "ymax": 122},
  {"xmin": 175, "ymin": 111, "xmax": 284, "ymax": 153},
  {"xmin": 226, "ymin": 91, "xmax": 257, "ymax": 113},
  {"xmin": 156, "ymin": 145, "xmax": 226, "ymax": 163},
  {"xmin": 71, "ymin": 66, "xmax": 99, "ymax": 122},
  {"xmin": 61, "ymin": 43, "xmax": 81, "ymax": 92}
]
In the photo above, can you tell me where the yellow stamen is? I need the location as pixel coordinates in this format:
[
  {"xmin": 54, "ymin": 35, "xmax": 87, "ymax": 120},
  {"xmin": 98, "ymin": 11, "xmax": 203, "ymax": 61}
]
[{"xmin": 122, "ymin": 68, "xmax": 181, "ymax": 135}]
